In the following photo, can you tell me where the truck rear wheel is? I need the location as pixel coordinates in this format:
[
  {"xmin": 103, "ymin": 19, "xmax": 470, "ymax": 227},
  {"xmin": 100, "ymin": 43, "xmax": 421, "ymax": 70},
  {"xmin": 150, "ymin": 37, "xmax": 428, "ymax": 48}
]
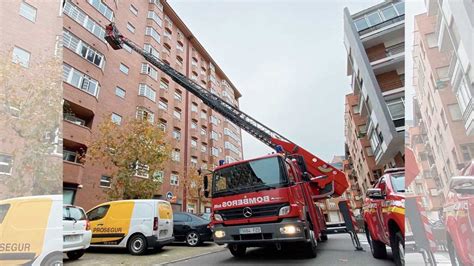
[
  {"xmin": 366, "ymin": 227, "xmax": 387, "ymax": 259},
  {"xmin": 228, "ymin": 244, "xmax": 246, "ymax": 257}
]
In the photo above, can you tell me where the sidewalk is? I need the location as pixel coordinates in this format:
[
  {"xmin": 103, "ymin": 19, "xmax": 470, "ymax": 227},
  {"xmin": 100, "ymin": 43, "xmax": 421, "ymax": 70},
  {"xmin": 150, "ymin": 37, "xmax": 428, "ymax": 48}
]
[{"xmin": 406, "ymin": 251, "xmax": 451, "ymax": 266}]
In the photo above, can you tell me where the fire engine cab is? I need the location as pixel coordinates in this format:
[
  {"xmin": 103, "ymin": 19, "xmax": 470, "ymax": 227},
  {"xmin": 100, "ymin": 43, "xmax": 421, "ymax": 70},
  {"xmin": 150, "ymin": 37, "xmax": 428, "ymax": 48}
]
[{"xmin": 363, "ymin": 168, "xmax": 405, "ymax": 266}]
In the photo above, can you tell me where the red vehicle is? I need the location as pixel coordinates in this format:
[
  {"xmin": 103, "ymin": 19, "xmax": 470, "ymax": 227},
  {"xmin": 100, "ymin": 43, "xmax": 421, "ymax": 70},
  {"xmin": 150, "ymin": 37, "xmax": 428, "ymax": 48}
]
[
  {"xmin": 444, "ymin": 162, "xmax": 474, "ymax": 266},
  {"xmin": 363, "ymin": 168, "xmax": 405, "ymax": 266},
  {"xmin": 203, "ymin": 154, "xmax": 332, "ymax": 257}
]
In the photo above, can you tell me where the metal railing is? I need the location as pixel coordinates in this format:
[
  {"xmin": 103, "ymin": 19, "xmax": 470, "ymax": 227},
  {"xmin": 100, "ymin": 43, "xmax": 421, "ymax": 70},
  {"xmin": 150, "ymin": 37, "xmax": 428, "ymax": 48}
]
[{"xmin": 358, "ymin": 15, "xmax": 405, "ymax": 36}]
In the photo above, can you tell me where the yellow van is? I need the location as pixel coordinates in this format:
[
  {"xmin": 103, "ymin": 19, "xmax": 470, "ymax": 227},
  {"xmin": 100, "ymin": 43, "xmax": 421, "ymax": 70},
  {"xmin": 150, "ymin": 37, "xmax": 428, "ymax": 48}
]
[
  {"xmin": 0, "ymin": 195, "xmax": 62, "ymax": 266},
  {"xmin": 86, "ymin": 199, "xmax": 174, "ymax": 255}
]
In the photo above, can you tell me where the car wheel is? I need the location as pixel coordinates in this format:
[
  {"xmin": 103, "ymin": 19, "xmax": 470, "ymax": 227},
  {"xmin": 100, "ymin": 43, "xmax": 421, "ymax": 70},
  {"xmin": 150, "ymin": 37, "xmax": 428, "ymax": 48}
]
[
  {"xmin": 186, "ymin": 231, "xmax": 201, "ymax": 247},
  {"xmin": 228, "ymin": 244, "xmax": 246, "ymax": 257},
  {"xmin": 41, "ymin": 252, "xmax": 63, "ymax": 266},
  {"xmin": 127, "ymin": 234, "xmax": 148, "ymax": 255},
  {"xmin": 66, "ymin": 249, "xmax": 85, "ymax": 260},
  {"xmin": 365, "ymin": 226, "xmax": 387, "ymax": 259},
  {"xmin": 390, "ymin": 231, "xmax": 404, "ymax": 266},
  {"xmin": 447, "ymin": 235, "xmax": 465, "ymax": 266}
]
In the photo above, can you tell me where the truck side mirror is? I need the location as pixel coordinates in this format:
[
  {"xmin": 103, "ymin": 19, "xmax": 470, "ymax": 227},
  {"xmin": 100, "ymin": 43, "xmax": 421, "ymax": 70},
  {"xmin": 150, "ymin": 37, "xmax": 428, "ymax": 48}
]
[{"xmin": 367, "ymin": 188, "xmax": 384, "ymax": 199}]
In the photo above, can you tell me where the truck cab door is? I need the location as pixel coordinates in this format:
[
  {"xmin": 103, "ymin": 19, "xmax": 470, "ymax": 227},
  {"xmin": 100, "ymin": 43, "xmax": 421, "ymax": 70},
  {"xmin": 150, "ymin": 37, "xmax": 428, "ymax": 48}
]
[{"xmin": 373, "ymin": 177, "xmax": 388, "ymax": 243}]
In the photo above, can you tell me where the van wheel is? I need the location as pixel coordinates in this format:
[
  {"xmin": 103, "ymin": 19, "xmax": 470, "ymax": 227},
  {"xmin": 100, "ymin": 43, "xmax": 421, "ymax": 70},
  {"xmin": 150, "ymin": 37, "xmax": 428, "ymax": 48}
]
[
  {"xmin": 366, "ymin": 226, "xmax": 387, "ymax": 259},
  {"xmin": 228, "ymin": 244, "xmax": 246, "ymax": 257},
  {"xmin": 186, "ymin": 231, "xmax": 201, "ymax": 247},
  {"xmin": 128, "ymin": 234, "xmax": 148, "ymax": 255},
  {"xmin": 66, "ymin": 249, "xmax": 85, "ymax": 260},
  {"xmin": 391, "ymin": 231, "xmax": 405, "ymax": 266}
]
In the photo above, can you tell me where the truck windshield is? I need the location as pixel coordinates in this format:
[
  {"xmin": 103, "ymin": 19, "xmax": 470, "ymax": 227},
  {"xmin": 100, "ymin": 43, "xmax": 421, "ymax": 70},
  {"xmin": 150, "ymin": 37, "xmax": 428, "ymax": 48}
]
[
  {"xmin": 391, "ymin": 173, "xmax": 405, "ymax": 193},
  {"xmin": 212, "ymin": 157, "xmax": 287, "ymax": 197}
]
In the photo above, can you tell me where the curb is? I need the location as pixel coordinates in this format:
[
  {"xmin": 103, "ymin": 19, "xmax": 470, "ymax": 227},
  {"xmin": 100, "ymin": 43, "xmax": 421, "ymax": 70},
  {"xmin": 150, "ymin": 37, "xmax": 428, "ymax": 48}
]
[{"xmin": 159, "ymin": 246, "xmax": 227, "ymax": 265}]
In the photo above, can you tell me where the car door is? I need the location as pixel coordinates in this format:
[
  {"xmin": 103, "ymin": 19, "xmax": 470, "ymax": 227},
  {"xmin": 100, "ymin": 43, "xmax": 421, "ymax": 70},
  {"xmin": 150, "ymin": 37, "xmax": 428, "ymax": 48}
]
[
  {"xmin": 173, "ymin": 213, "xmax": 188, "ymax": 240},
  {"xmin": 88, "ymin": 204, "xmax": 113, "ymax": 245}
]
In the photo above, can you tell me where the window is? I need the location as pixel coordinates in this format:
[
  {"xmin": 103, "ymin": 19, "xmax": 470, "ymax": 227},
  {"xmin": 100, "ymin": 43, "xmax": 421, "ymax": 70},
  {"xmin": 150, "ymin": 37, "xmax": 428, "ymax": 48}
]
[
  {"xmin": 63, "ymin": 31, "xmax": 105, "ymax": 68},
  {"xmin": 153, "ymin": 171, "xmax": 164, "ymax": 182},
  {"xmin": 158, "ymin": 99, "xmax": 168, "ymax": 110},
  {"xmin": 174, "ymin": 91, "xmax": 182, "ymax": 101},
  {"xmin": 211, "ymin": 131, "xmax": 218, "ymax": 140},
  {"xmin": 211, "ymin": 147, "xmax": 219, "ymax": 157},
  {"xmin": 448, "ymin": 104, "xmax": 462, "ymax": 121},
  {"xmin": 0, "ymin": 154, "xmax": 13, "ymax": 175},
  {"xmin": 224, "ymin": 128, "xmax": 240, "ymax": 142},
  {"xmin": 224, "ymin": 141, "xmax": 241, "ymax": 156},
  {"xmin": 358, "ymin": 124, "xmax": 367, "ymax": 134},
  {"xmin": 191, "ymin": 102, "xmax": 198, "ymax": 112},
  {"xmin": 210, "ymin": 116, "xmax": 218, "ymax": 125},
  {"xmin": 119, "ymin": 63, "xmax": 129, "ymax": 74},
  {"xmin": 19, "ymin": 1, "xmax": 37, "ymax": 22},
  {"xmin": 12, "ymin": 47, "xmax": 30, "ymax": 67},
  {"xmin": 177, "ymin": 42, "xmax": 184, "ymax": 51},
  {"xmin": 64, "ymin": 2, "xmax": 105, "ymax": 41},
  {"xmin": 191, "ymin": 157, "xmax": 198, "ymax": 166},
  {"xmin": 111, "ymin": 113, "xmax": 122, "ymax": 125},
  {"xmin": 115, "ymin": 87, "xmax": 126, "ymax": 98},
  {"xmin": 63, "ymin": 150, "xmax": 78, "ymax": 163},
  {"xmin": 145, "ymin": 26, "xmax": 160, "ymax": 43},
  {"xmin": 173, "ymin": 108, "xmax": 181, "ymax": 120},
  {"xmin": 87, "ymin": 205, "xmax": 110, "ymax": 221},
  {"xmin": 129, "ymin": 4, "xmax": 138, "ymax": 16},
  {"xmin": 144, "ymin": 44, "xmax": 159, "ymax": 58},
  {"xmin": 352, "ymin": 104, "xmax": 360, "ymax": 114},
  {"xmin": 200, "ymin": 111, "xmax": 207, "ymax": 120},
  {"xmin": 367, "ymin": 11, "xmax": 382, "ymax": 26},
  {"xmin": 138, "ymin": 84, "xmax": 156, "ymax": 102},
  {"xmin": 147, "ymin": 11, "xmax": 162, "ymax": 27},
  {"xmin": 172, "ymin": 128, "xmax": 181, "ymax": 140},
  {"xmin": 158, "ymin": 119, "xmax": 167, "ymax": 131},
  {"xmin": 100, "ymin": 175, "xmax": 111, "ymax": 188},
  {"xmin": 456, "ymin": 78, "xmax": 472, "ymax": 112},
  {"xmin": 136, "ymin": 107, "xmax": 154, "ymax": 123},
  {"xmin": 366, "ymin": 147, "xmax": 374, "ymax": 156},
  {"xmin": 200, "ymin": 127, "xmax": 206, "ymax": 136},
  {"xmin": 201, "ymin": 144, "xmax": 207, "ymax": 153},
  {"xmin": 87, "ymin": 0, "xmax": 113, "ymax": 21},
  {"xmin": 393, "ymin": 1, "xmax": 404, "ymax": 15},
  {"xmin": 160, "ymin": 79, "xmax": 169, "ymax": 90},
  {"xmin": 123, "ymin": 44, "xmax": 132, "ymax": 53},
  {"xmin": 141, "ymin": 63, "xmax": 158, "ymax": 80},
  {"xmin": 149, "ymin": 0, "xmax": 163, "ymax": 11},
  {"xmin": 135, "ymin": 162, "xmax": 149, "ymax": 178},
  {"xmin": 127, "ymin": 22, "xmax": 135, "ymax": 33},
  {"xmin": 381, "ymin": 5, "xmax": 397, "ymax": 20},
  {"xmin": 172, "ymin": 149, "xmax": 180, "ymax": 162},
  {"xmin": 436, "ymin": 66, "xmax": 449, "ymax": 82},
  {"xmin": 63, "ymin": 64, "xmax": 100, "ymax": 97},
  {"xmin": 386, "ymin": 97, "xmax": 405, "ymax": 127},
  {"xmin": 191, "ymin": 138, "xmax": 197, "ymax": 147},
  {"xmin": 191, "ymin": 120, "xmax": 197, "ymax": 129},
  {"xmin": 170, "ymin": 174, "xmax": 179, "ymax": 186},
  {"xmin": 354, "ymin": 17, "xmax": 369, "ymax": 31},
  {"xmin": 426, "ymin": 33, "xmax": 437, "ymax": 48}
]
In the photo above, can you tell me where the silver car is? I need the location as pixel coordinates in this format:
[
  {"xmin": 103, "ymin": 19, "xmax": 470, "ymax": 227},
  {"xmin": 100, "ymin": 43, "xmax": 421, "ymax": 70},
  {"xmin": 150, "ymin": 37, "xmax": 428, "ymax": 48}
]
[{"xmin": 63, "ymin": 205, "xmax": 92, "ymax": 260}]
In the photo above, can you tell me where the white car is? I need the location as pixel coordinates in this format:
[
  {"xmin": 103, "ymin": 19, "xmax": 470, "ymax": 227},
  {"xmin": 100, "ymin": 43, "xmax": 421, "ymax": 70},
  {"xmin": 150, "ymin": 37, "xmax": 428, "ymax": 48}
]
[{"xmin": 63, "ymin": 205, "xmax": 92, "ymax": 260}]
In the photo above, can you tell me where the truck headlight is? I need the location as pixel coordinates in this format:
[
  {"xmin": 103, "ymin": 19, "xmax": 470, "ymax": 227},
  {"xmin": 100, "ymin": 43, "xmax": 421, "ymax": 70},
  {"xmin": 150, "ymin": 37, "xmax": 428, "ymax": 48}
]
[
  {"xmin": 215, "ymin": 230, "xmax": 225, "ymax": 238},
  {"xmin": 279, "ymin": 205, "xmax": 290, "ymax": 216},
  {"xmin": 214, "ymin": 213, "xmax": 223, "ymax": 221},
  {"xmin": 280, "ymin": 225, "xmax": 301, "ymax": 235}
]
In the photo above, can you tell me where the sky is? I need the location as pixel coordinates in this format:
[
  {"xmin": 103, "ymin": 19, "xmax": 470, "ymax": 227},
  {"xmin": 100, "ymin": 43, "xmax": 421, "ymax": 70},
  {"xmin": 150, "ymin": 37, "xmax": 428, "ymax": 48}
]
[{"xmin": 168, "ymin": 0, "xmax": 411, "ymax": 161}]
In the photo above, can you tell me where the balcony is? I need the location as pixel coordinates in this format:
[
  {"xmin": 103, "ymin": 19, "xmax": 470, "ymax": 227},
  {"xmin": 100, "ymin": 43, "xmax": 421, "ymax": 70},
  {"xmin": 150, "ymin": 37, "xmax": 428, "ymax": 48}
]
[
  {"xmin": 63, "ymin": 161, "xmax": 84, "ymax": 185},
  {"xmin": 63, "ymin": 83, "xmax": 98, "ymax": 114},
  {"xmin": 359, "ymin": 15, "xmax": 405, "ymax": 37},
  {"xmin": 63, "ymin": 120, "xmax": 92, "ymax": 145},
  {"xmin": 371, "ymin": 43, "xmax": 404, "ymax": 74}
]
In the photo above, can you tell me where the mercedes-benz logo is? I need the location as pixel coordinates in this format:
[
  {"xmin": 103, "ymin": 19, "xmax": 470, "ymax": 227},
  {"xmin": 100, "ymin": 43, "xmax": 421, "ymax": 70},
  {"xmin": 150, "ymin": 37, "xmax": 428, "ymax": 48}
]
[{"xmin": 243, "ymin": 207, "xmax": 253, "ymax": 218}]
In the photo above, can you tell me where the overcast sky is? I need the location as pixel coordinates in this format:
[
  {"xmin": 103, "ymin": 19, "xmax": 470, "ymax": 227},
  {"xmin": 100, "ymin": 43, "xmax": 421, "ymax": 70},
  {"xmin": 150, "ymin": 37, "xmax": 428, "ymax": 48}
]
[{"xmin": 169, "ymin": 0, "xmax": 414, "ymax": 161}]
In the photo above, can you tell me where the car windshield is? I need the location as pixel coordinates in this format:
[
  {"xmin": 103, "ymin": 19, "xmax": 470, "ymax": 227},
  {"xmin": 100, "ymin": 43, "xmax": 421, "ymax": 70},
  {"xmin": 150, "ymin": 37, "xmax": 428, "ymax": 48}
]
[
  {"xmin": 63, "ymin": 206, "xmax": 87, "ymax": 220},
  {"xmin": 390, "ymin": 173, "xmax": 405, "ymax": 193},
  {"xmin": 212, "ymin": 156, "xmax": 286, "ymax": 197}
]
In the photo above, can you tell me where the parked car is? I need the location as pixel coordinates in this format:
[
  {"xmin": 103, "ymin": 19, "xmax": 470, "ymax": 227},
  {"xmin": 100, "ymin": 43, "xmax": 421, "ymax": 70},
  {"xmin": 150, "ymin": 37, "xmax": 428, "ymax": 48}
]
[
  {"xmin": 363, "ymin": 168, "xmax": 405, "ymax": 266},
  {"xmin": 199, "ymin": 213, "xmax": 211, "ymax": 221},
  {"xmin": 86, "ymin": 199, "xmax": 174, "ymax": 255},
  {"xmin": 63, "ymin": 204, "xmax": 92, "ymax": 260},
  {"xmin": 173, "ymin": 212, "xmax": 212, "ymax": 246}
]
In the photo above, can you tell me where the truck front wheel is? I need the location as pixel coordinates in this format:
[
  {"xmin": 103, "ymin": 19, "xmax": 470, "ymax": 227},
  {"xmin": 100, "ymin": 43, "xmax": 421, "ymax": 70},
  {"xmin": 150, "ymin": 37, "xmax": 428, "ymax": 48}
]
[
  {"xmin": 303, "ymin": 229, "xmax": 317, "ymax": 258},
  {"xmin": 228, "ymin": 244, "xmax": 246, "ymax": 257},
  {"xmin": 390, "ymin": 231, "xmax": 404, "ymax": 266}
]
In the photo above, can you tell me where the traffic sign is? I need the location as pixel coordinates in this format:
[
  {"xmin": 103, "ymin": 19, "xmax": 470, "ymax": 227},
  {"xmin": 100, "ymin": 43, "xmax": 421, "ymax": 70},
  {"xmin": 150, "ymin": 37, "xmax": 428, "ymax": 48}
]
[{"xmin": 166, "ymin": 191, "xmax": 173, "ymax": 200}]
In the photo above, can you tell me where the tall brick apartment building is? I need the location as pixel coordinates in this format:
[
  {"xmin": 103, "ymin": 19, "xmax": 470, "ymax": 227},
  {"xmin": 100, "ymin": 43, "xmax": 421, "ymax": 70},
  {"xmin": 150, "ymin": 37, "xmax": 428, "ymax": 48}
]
[
  {"xmin": 62, "ymin": 0, "xmax": 243, "ymax": 211},
  {"xmin": 343, "ymin": 0, "xmax": 405, "ymax": 196}
]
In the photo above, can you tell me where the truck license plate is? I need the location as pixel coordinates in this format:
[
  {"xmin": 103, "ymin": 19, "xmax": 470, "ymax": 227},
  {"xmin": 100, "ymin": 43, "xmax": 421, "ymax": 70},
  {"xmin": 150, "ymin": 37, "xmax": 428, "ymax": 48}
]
[{"xmin": 239, "ymin": 227, "xmax": 261, "ymax": 234}]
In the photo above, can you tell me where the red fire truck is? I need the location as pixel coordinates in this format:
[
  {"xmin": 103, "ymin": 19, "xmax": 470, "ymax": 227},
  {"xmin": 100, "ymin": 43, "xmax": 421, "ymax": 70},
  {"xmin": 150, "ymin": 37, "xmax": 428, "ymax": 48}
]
[
  {"xmin": 444, "ymin": 162, "xmax": 474, "ymax": 266},
  {"xmin": 104, "ymin": 23, "xmax": 358, "ymax": 258},
  {"xmin": 363, "ymin": 168, "xmax": 405, "ymax": 266}
]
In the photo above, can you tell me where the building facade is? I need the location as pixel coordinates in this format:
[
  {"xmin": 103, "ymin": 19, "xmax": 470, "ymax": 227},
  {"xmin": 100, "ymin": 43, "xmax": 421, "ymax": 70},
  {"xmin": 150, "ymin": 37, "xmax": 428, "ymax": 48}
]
[
  {"xmin": 0, "ymin": 0, "xmax": 62, "ymax": 199},
  {"xmin": 410, "ymin": 11, "xmax": 474, "ymax": 207},
  {"xmin": 62, "ymin": 0, "xmax": 243, "ymax": 211},
  {"xmin": 343, "ymin": 0, "xmax": 405, "ymax": 195},
  {"xmin": 425, "ymin": 0, "xmax": 473, "ymax": 136}
]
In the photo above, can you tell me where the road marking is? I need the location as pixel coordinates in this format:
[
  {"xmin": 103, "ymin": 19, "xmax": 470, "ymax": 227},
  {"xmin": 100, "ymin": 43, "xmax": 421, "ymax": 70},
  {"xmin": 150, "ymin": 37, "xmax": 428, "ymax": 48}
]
[{"xmin": 159, "ymin": 247, "xmax": 227, "ymax": 265}]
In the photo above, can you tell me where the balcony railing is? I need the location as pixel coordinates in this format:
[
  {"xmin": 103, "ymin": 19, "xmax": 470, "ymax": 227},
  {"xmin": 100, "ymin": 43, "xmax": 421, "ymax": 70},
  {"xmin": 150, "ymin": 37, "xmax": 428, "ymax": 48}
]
[{"xmin": 358, "ymin": 15, "xmax": 405, "ymax": 36}]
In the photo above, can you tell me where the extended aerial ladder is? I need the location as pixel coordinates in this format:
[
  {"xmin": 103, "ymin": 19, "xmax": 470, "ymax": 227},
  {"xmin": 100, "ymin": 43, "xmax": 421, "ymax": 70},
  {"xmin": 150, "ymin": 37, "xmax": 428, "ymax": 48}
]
[{"xmin": 104, "ymin": 24, "xmax": 360, "ymax": 246}]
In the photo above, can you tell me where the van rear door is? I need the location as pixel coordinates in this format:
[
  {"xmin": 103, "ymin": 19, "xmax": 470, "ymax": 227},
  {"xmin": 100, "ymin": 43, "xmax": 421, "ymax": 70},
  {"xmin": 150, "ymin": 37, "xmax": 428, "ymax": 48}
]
[{"xmin": 156, "ymin": 202, "xmax": 173, "ymax": 240}]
